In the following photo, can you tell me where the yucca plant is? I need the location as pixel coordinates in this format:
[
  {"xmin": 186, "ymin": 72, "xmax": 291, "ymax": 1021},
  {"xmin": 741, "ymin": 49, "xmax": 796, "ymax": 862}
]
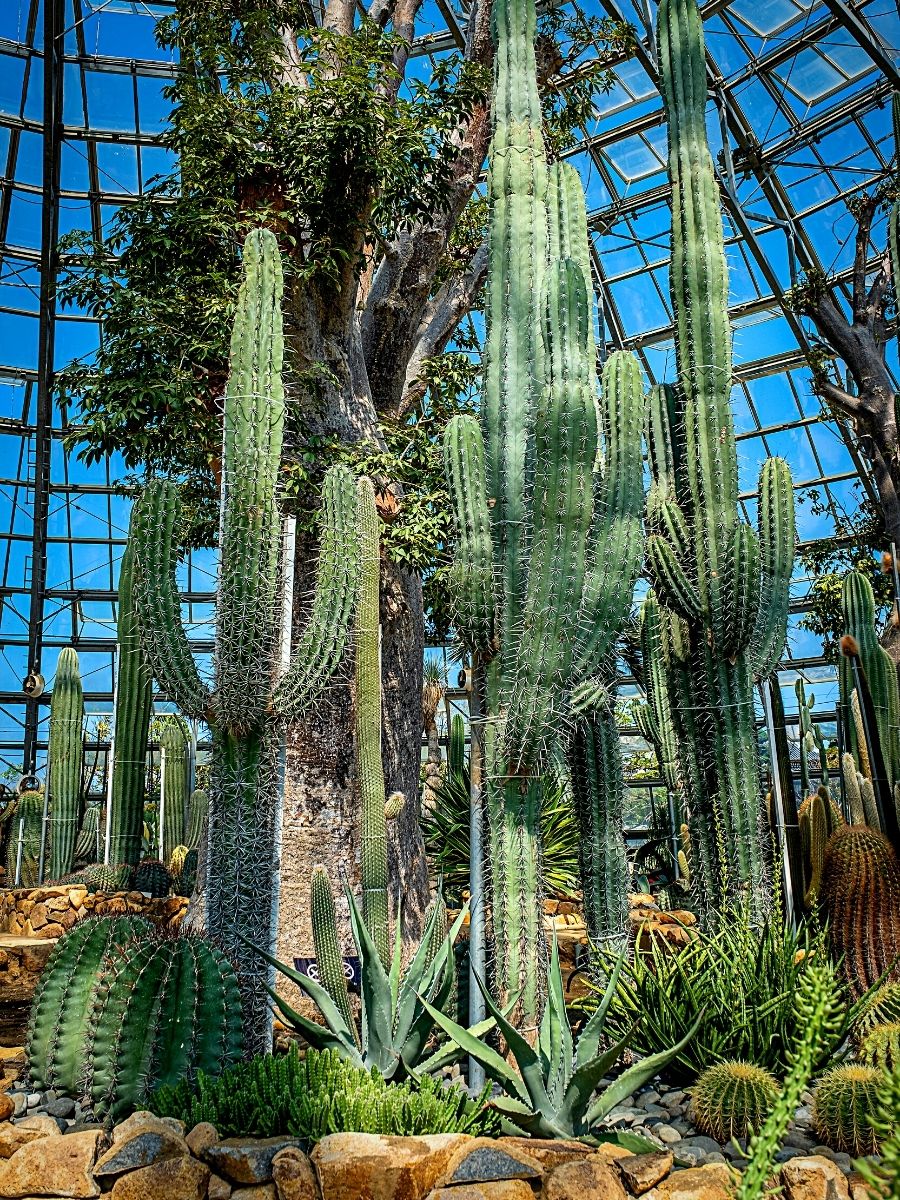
[
  {"xmin": 247, "ymin": 887, "xmax": 483, "ymax": 1081},
  {"xmin": 421, "ymin": 937, "xmax": 700, "ymax": 1141}
]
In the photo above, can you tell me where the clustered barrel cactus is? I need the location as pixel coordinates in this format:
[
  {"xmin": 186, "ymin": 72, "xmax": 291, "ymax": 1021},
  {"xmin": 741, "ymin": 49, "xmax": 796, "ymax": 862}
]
[
  {"xmin": 634, "ymin": 0, "xmax": 796, "ymax": 919},
  {"xmin": 443, "ymin": 0, "xmax": 647, "ymax": 1025},
  {"xmin": 129, "ymin": 228, "xmax": 363, "ymax": 1046}
]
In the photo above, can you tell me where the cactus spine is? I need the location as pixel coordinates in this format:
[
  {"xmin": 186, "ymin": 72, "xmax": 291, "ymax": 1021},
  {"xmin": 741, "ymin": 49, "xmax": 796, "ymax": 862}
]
[
  {"xmin": 639, "ymin": 0, "xmax": 796, "ymax": 919},
  {"xmin": 108, "ymin": 540, "xmax": 154, "ymax": 866},
  {"xmin": 812, "ymin": 1065, "xmax": 884, "ymax": 1155},
  {"xmin": 690, "ymin": 1061, "xmax": 781, "ymax": 1142},
  {"xmin": 48, "ymin": 647, "xmax": 84, "ymax": 879},
  {"xmin": 159, "ymin": 717, "xmax": 189, "ymax": 863},
  {"xmin": 5, "ymin": 790, "xmax": 43, "ymax": 886},
  {"xmin": 130, "ymin": 230, "xmax": 362, "ymax": 1047},
  {"xmin": 443, "ymin": 0, "xmax": 646, "ymax": 1025}
]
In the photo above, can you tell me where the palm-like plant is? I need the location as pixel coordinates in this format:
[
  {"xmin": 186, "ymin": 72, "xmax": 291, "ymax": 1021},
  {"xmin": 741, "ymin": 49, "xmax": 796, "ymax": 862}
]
[{"xmin": 421, "ymin": 938, "xmax": 700, "ymax": 1141}]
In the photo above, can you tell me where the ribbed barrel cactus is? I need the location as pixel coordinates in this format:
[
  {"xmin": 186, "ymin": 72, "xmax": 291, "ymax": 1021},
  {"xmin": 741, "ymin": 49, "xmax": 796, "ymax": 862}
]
[
  {"xmin": 130, "ymin": 228, "xmax": 364, "ymax": 1047},
  {"xmin": 47, "ymin": 647, "xmax": 84, "ymax": 880},
  {"xmin": 442, "ymin": 0, "xmax": 646, "ymax": 1025},
  {"xmin": 637, "ymin": 0, "xmax": 796, "ymax": 918}
]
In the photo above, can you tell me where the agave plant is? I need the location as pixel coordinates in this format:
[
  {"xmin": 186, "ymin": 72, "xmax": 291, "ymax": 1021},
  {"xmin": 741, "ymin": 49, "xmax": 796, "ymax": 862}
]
[
  {"xmin": 248, "ymin": 887, "xmax": 484, "ymax": 1081},
  {"xmin": 422, "ymin": 938, "xmax": 701, "ymax": 1141}
]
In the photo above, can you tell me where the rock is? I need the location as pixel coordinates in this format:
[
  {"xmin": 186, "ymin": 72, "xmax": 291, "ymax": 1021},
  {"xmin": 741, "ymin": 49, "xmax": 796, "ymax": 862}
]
[
  {"xmin": 209, "ymin": 1174, "xmax": 233, "ymax": 1199},
  {"xmin": 94, "ymin": 1125, "xmax": 188, "ymax": 1177},
  {"xmin": 847, "ymin": 1173, "xmax": 878, "ymax": 1199},
  {"xmin": 0, "ymin": 1121, "xmax": 52, "ymax": 1159},
  {"xmin": 26, "ymin": 1092, "xmax": 41, "ymax": 1108},
  {"xmin": 46, "ymin": 1097, "xmax": 76, "ymax": 1119},
  {"xmin": 673, "ymin": 1148, "xmax": 704, "ymax": 1168},
  {"xmin": 678, "ymin": 1137, "xmax": 722, "ymax": 1157},
  {"xmin": 428, "ymin": 1186, "xmax": 534, "ymax": 1199},
  {"xmin": 649, "ymin": 1164, "xmax": 734, "ymax": 1200},
  {"xmin": 271, "ymin": 1147, "xmax": 316, "ymax": 1200},
  {"xmin": 783, "ymin": 1131, "xmax": 818, "ymax": 1152},
  {"xmin": 640, "ymin": 1092, "xmax": 662, "ymax": 1108},
  {"xmin": 437, "ymin": 1138, "xmax": 542, "ymax": 1185},
  {"xmin": 0, "ymin": 1094, "xmax": 13, "ymax": 1121},
  {"xmin": 659, "ymin": 1092, "xmax": 685, "ymax": 1111},
  {"xmin": 232, "ymin": 1188, "xmax": 277, "ymax": 1200},
  {"xmin": 204, "ymin": 1136, "xmax": 306, "ymax": 1185},
  {"xmin": 543, "ymin": 1157, "xmax": 628, "ymax": 1200},
  {"xmin": 12, "ymin": 1093, "xmax": 26, "ymax": 1118},
  {"xmin": 781, "ymin": 1156, "xmax": 852, "ymax": 1200},
  {"xmin": 311, "ymin": 1132, "xmax": 469, "ymax": 1200},
  {"xmin": 111, "ymin": 1111, "xmax": 186, "ymax": 1144},
  {"xmin": 597, "ymin": 1144, "xmax": 637, "ymax": 1165},
  {"xmin": 652, "ymin": 1125, "xmax": 681, "ymax": 1145},
  {"xmin": 186, "ymin": 1121, "xmax": 219, "ymax": 1157},
  {"xmin": 16, "ymin": 1114, "xmax": 66, "ymax": 1137},
  {"xmin": 0, "ymin": 1126, "xmax": 105, "ymax": 1198},
  {"xmin": 616, "ymin": 1151, "xmax": 673, "ymax": 1195},
  {"xmin": 494, "ymin": 1138, "xmax": 592, "ymax": 1173},
  {"xmin": 109, "ymin": 1154, "xmax": 210, "ymax": 1200}
]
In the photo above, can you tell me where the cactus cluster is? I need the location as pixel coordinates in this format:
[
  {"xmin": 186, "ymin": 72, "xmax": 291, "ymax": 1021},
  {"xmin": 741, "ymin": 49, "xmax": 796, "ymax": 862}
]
[
  {"xmin": 689, "ymin": 1061, "xmax": 781, "ymax": 1142},
  {"xmin": 130, "ymin": 229, "xmax": 367, "ymax": 1046},
  {"xmin": 47, "ymin": 647, "xmax": 84, "ymax": 880},
  {"xmin": 442, "ymin": 0, "xmax": 645, "ymax": 1021},
  {"xmin": 80, "ymin": 861, "xmax": 133, "ymax": 893},
  {"xmin": 812, "ymin": 1064, "xmax": 884, "ymax": 1155},
  {"xmin": 798, "ymin": 788, "xmax": 844, "ymax": 908},
  {"xmin": 633, "ymin": 0, "xmax": 796, "ymax": 920},
  {"xmin": 27, "ymin": 917, "xmax": 243, "ymax": 1120}
]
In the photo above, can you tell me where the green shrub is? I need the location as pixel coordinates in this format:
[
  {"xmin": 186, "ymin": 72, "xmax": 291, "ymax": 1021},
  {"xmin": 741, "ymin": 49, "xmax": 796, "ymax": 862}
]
[
  {"xmin": 597, "ymin": 914, "xmax": 856, "ymax": 1083},
  {"xmin": 150, "ymin": 1045, "xmax": 498, "ymax": 1141}
]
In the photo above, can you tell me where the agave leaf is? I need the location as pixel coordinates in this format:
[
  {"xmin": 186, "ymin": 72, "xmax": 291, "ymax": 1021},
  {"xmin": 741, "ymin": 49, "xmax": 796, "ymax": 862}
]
[
  {"xmin": 471, "ymin": 971, "xmax": 552, "ymax": 1114},
  {"xmin": 264, "ymin": 985, "xmax": 361, "ymax": 1064},
  {"xmin": 585, "ymin": 1011, "xmax": 704, "ymax": 1126},
  {"xmin": 418, "ymin": 994, "xmax": 530, "ymax": 1105},
  {"xmin": 240, "ymin": 936, "xmax": 357, "ymax": 1047},
  {"xmin": 542, "ymin": 937, "xmax": 573, "ymax": 1105},
  {"xmin": 412, "ymin": 1015, "xmax": 498, "ymax": 1075},
  {"xmin": 576, "ymin": 950, "xmax": 626, "ymax": 1068},
  {"xmin": 345, "ymin": 887, "xmax": 395, "ymax": 1072},
  {"xmin": 389, "ymin": 893, "xmax": 404, "ymax": 1013},
  {"xmin": 395, "ymin": 902, "xmax": 468, "ymax": 1047},
  {"xmin": 561, "ymin": 1030, "xmax": 632, "ymax": 1130}
]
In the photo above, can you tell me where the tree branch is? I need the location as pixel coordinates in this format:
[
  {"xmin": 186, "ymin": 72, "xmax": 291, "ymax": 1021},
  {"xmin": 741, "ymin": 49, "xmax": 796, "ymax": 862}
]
[
  {"xmin": 852, "ymin": 194, "xmax": 877, "ymax": 321},
  {"xmin": 815, "ymin": 377, "xmax": 872, "ymax": 422}
]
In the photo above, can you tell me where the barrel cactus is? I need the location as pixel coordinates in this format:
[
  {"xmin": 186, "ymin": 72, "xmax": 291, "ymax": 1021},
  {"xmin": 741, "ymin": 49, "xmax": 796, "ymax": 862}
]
[
  {"xmin": 855, "ymin": 981, "xmax": 900, "ymax": 1042},
  {"xmin": 812, "ymin": 1064, "xmax": 884, "ymax": 1155},
  {"xmin": 132, "ymin": 857, "xmax": 172, "ymax": 898},
  {"xmin": 636, "ymin": 0, "xmax": 796, "ymax": 920},
  {"xmin": 26, "ymin": 916, "xmax": 152, "ymax": 1094},
  {"xmin": 47, "ymin": 647, "xmax": 84, "ymax": 880},
  {"xmin": 860, "ymin": 1022, "xmax": 900, "ymax": 1072},
  {"xmin": 690, "ymin": 1061, "xmax": 782, "ymax": 1142},
  {"xmin": 130, "ymin": 229, "xmax": 366, "ymax": 1047},
  {"xmin": 82, "ymin": 861, "xmax": 132, "ymax": 894}
]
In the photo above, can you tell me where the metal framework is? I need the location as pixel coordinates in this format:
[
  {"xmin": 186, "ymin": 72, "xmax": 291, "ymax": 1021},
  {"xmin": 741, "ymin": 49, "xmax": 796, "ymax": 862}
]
[{"xmin": 0, "ymin": 0, "xmax": 897, "ymax": 789}]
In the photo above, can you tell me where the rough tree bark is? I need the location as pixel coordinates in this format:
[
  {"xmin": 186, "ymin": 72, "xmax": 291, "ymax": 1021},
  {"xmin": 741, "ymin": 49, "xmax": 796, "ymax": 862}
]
[{"xmin": 271, "ymin": 0, "xmax": 494, "ymax": 976}]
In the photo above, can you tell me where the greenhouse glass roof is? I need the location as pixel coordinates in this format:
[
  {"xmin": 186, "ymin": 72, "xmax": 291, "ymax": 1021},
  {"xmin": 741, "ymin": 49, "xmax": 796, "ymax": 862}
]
[{"xmin": 0, "ymin": 0, "xmax": 896, "ymax": 781}]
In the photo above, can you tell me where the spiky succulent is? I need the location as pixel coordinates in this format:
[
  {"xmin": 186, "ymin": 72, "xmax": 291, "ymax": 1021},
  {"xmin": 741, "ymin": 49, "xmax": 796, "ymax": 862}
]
[
  {"xmin": 859, "ymin": 1022, "xmax": 900, "ymax": 1072},
  {"xmin": 689, "ymin": 1061, "xmax": 781, "ymax": 1142},
  {"xmin": 812, "ymin": 1064, "xmax": 884, "ymax": 1155},
  {"xmin": 855, "ymin": 981, "xmax": 900, "ymax": 1042}
]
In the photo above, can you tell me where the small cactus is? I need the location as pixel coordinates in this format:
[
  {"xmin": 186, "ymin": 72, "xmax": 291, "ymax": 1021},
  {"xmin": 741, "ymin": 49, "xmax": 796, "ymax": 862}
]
[
  {"xmin": 82, "ymin": 862, "xmax": 132, "ymax": 894},
  {"xmin": 4, "ymin": 790, "xmax": 43, "ymax": 887},
  {"xmin": 73, "ymin": 806, "xmax": 101, "ymax": 866},
  {"xmin": 47, "ymin": 647, "xmax": 84, "ymax": 879},
  {"xmin": 132, "ymin": 858, "xmax": 172, "ymax": 898},
  {"xmin": 859, "ymin": 1022, "xmax": 900, "ymax": 1072},
  {"xmin": 689, "ymin": 1061, "xmax": 782, "ymax": 1142},
  {"xmin": 812, "ymin": 1064, "xmax": 884, "ymax": 1155},
  {"xmin": 174, "ymin": 846, "xmax": 198, "ymax": 897}
]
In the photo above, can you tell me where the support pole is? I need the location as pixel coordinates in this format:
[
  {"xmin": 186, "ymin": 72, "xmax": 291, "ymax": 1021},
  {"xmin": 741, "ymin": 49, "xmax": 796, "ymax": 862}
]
[{"xmin": 467, "ymin": 656, "xmax": 486, "ymax": 1093}]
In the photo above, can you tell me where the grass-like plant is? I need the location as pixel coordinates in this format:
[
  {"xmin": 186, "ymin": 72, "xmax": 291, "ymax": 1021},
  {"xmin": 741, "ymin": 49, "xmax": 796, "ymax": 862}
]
[
  {"xmin": 151, "ymin": 1045, "xmax": 498, "ymax": 1141},
  {"xmin": 597, "ymin": 912, "xmax": 856, "ymax": 1082},
  {"xmin": 421, "ymin": 937, "xmax": 700, "ymax": 1142}
]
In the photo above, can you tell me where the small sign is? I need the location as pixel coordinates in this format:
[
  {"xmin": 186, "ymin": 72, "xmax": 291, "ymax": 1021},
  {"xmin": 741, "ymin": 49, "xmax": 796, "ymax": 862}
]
[{"xmin": 294, "ymin": 956, "xmax": 362, "ymax": 993}]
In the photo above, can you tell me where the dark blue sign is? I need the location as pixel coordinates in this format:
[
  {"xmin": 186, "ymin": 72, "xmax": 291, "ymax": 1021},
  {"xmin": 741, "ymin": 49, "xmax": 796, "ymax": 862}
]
[{"xmin": 293, "ymin": 956, "xmax": 362, "ymax": 993}]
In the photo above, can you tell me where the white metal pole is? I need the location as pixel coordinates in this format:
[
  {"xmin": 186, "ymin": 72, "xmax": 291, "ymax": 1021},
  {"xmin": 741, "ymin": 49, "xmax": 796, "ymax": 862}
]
[
  {"xmin": 14, "ymin": 817, "xmax": 25, "ymax": 887},
  {"xmin": 159, "ymin": 746, "xmax": 166, "ymax": 864},
  {"xmin": 103, "ymin": 735, "xmax": 114, "ymax": 866}
]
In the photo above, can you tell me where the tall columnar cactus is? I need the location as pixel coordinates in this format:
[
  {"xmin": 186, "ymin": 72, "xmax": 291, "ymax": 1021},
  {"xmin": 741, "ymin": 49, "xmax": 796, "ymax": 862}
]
[
  {"xmin": 638, "ymin": 0, "xmax": 796, "ymax": 918},
  {"xmin": 130, "ymin": 229, "xmax": 362, "ymax": 1048},
  {"xmin": 159, "ymin": 717, "xmax": 189, "ymax": 863},
  {"xmin": 186, "ymin": 787, "xmax": 207, "ymax": 851},
  {"xmin": 5, "ymin": 790, "xmax": 43, "ymax": 886},
  {"xmin": 47, "ymin": 647, "xmax": 84, "ymax": 879},
  {"xmin": 443, "ymin": 0, "xmax": 647, "ymax": 1025},
  {"xmin": 73, "ymin": 805, "xmax": 101, "ymax": 866},
  {"xmin": 108, "ymin": 539, "xmax": 154, "ymax": 866}
]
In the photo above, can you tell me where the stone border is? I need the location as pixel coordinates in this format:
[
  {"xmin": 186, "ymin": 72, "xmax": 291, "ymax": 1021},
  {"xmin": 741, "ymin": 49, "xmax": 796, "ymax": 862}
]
[{"xmin": 0, "ymin": 886, "xmax": 188, "ymax": 939}]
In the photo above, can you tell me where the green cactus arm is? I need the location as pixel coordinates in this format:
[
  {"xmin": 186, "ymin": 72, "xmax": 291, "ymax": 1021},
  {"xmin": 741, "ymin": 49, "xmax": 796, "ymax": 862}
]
[
  {"xmin": 750, "ymin": 456, "xmax": 796, "ymax": 678},
  {"xmin": 311, "ymin": 865, "xmax": 360, "ymax": 1047},
  {"xmin": 646, "ymin": 534, "xmax": 703, "ymax": 622},
  {"xmin": 274, "ymin": 464, "xmax": 361, "ymax": 720},
  {"xmin": 840, "ymin": 570, "xmax": 900, "ymax": 790},
  {"xmin": 442, "ymin": 415, "xmax": 496, "ymax": 655},
  {"xmin": 504, "ymin": 257, "xmax": 598, "ymax": 767},
  {"xmin": 719, "ymin": 523, "xmax": 762, "ymax": 662},
  {"xmin": 109, "ymin": 537, "xmax": 155, "ymax": 866},
  {"xmin": 131, "ymin": 480, "xmax": 210, "ymax": 720},
  {"xmin": 658, "ymin": 0, "xmax": 737, "ymax": 650},
  {"xmin": 48, "ymin": 647, "xmax": 84, "ymax": 879},
  {"xmin": 573, "ymin": 350, "xmax": 648, "ymax": 681},
  {"xmin": 482, "ymin": 0, "xmax": 548, "ymax": 662},
  {"xmin": 354, "ymin": 477, "xmax": 391, "ymax": 968},
  {"xmin": 646, "ymin": 383, "xmax": 687, "ymax": 504},
  {"xmin": 646, "ymin": 484, "xmax": 690, "ymax": 557},
  {"xmin": 215, "ymin": 227, "xmax": 286, "ymax": 733}
]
